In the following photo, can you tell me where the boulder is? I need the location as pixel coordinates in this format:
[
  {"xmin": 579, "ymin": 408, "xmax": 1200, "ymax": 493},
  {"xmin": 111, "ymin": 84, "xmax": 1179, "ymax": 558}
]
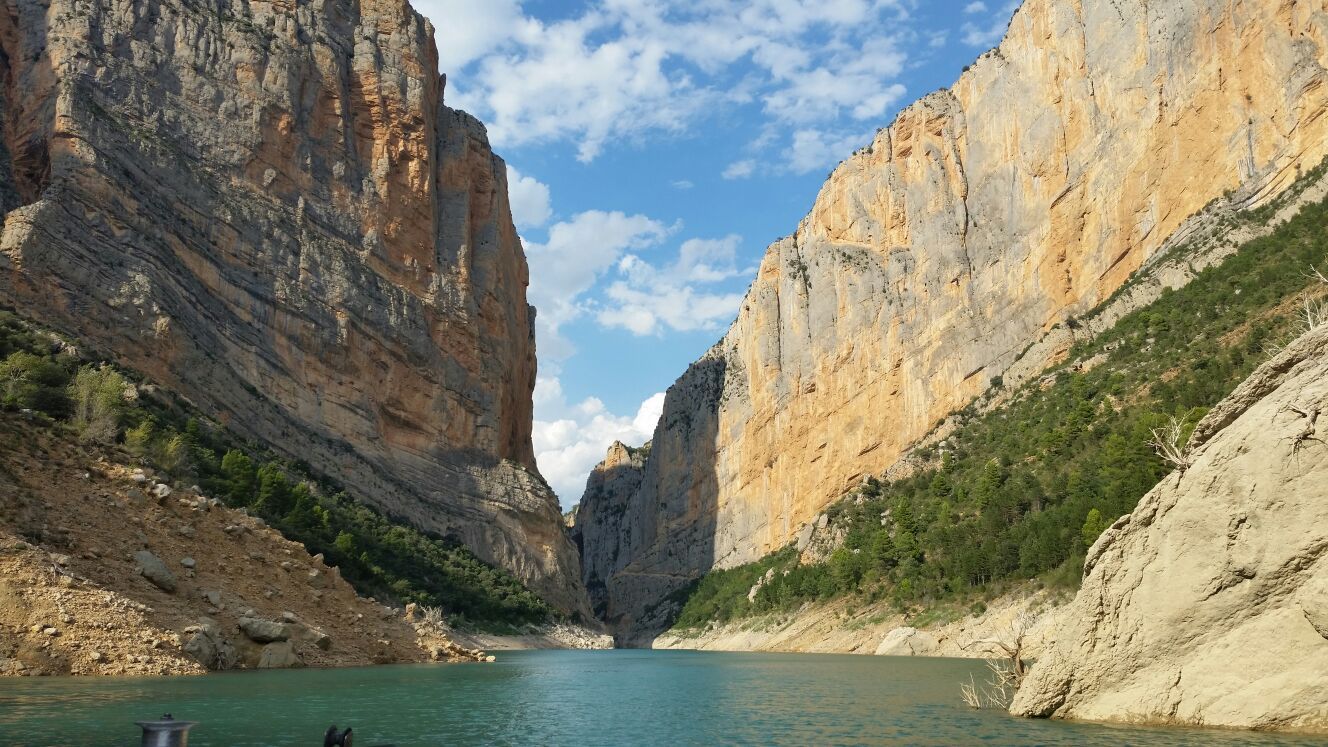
[
  {"xmin": 874, "ymin": 627, "xmax": 938, "ymax": 657},
  {"xmin": 257, "ymin": 641, "xmax": 301, "ymax": 669},
  {"xmin": 134, "ymin": 550, "xmax": 177, "ymax": 593},
  {"xmin": 183, "ymin": 620, "xmax": 239, "ymax": 670},
  {"xmin": 237, "ymin": 617, "xmax": 291, "ymax": 644},
  {"xmin": 1011, "ymin": 325, "xmax": 1328, "ymax": 730}
]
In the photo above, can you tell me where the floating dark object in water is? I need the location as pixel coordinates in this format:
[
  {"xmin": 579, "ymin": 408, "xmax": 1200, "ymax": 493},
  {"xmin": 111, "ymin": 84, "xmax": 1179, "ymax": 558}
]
[
  {"xmin": 135, "ymin": 714, "xmax": 196, "ymax": 747},
  {"xmin": 325, "ymin": 725, "xmax": 353, "ymax": 746}
]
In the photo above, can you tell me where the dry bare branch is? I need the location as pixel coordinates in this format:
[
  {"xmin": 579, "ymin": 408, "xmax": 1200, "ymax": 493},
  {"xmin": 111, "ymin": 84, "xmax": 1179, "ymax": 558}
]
[
  {"xmin": 1147, "ymin": 416, "xmax": 1192, "ymax": 472},
  {"xmin": 956, "ymin": 612, "xmax": 1036, "ymax": 709},
  {"xmin": 1302, "ymin": 297, "xmax": 1328, "ymax": 331},
  {"xmin": 420, "ymin": 605, "xmax": 445, "ymax": 630},
  {"xmin": 1283, "ymin": 405, "xmax": 1323, "ymax": 454}
]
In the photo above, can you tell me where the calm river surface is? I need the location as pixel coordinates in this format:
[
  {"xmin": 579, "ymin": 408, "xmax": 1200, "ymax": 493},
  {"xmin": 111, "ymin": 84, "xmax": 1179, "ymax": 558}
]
[{"xmin": 0, "ymin": 650, "xmax": 1321, "ymax": 746}]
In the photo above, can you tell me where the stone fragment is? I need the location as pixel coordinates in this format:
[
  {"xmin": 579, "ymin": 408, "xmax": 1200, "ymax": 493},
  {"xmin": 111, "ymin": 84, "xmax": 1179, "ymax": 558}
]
[
  {"xmin": 257, "ymin": 641, "xmax": 301, "ymax": 669},
  {"xmin": 134, "ymin": 550, "xmax": 177, "ymax": 593},
  {"xmin": 237, "ymin": 617, "xmax": 290, "ymax": 643}
]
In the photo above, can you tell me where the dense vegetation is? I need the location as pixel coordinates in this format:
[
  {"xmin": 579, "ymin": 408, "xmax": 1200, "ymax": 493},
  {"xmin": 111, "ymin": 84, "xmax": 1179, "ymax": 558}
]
[
  {"xmin": 672, "ymin": 177, "xmax": 1328, "ymax": 631},
  {"xmin": 0, "ymin": 315, "xmax": 553, "ymax": 628}
]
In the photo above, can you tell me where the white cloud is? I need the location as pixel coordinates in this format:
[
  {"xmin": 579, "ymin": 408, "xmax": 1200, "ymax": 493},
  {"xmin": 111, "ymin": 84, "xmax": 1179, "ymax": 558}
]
[
  {"xmin": 961, "ymin": 2, "xmax": 1019, "ymax": 48},
  {"xmin": 963, "ymin": 2, "xmax": 988, "ymax": 14},
  {"xmin": 533, "ymin": 377, "xmax": 665, "ymax": 505},
  {"xmin": 671, "ymin": 179, "xmax": 695, "ymax": 190},
  {"xmin": 413, "ymin": 0, "xmax": 524, "ymax": 73},
  {"xmin": 595, "ymin": 235, "xmax": 749, "ymax": 336},
  {"xmin": 786, "ymin": 128, "xmax": 874, "ymax": 174},
  {"xmin": 722, "ymin": 160, "xmax": 755, "ymax": 180},
  {"xmin": 525, "ymin": 210, "xmax": 671, "ymax": 358},
  {"xmin": 429, "ymin": 0, "xmax": 914, "ymax": 168},
  {"xmin": 506, "ymin": 166, "xmax": 552, "ymax": 230}
]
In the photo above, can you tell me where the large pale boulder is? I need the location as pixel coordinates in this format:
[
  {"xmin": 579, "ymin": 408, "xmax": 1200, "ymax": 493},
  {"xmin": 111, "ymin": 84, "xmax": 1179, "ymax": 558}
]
[
  {"xmin": 1011, "ymin": 324, "xmax": 1328, "ymax": 731},
  {"xmin": 874, "ymin": 627, "xmax": 938, "ymax": 657}
]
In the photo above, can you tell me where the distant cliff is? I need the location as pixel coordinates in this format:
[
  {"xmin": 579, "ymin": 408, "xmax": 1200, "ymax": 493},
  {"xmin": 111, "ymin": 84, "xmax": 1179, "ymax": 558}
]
[
  {"xmin": 0, "ymin": 0, "xmax": 587, "ymax": 615},
  {"xmin": 578, "ymin": 0, "xmax": 1328, "ymax": 637},
  {"xmin": 1012, "ymin": 322, "xmax": 1328, "ymax": 731}
]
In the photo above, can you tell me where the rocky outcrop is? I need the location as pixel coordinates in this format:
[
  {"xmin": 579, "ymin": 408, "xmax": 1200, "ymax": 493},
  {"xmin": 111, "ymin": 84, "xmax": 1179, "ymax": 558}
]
[
  {"xmin": 0, "ymin": 0, "xmax": 586, "ymax": 614},
  {"xmin": 1010, "ymin": 324, "xmax": 1328, "ymax": 731},
  {"xmin": 577, "ymin": 0, "xmax": 1328, "ymax": 638}
]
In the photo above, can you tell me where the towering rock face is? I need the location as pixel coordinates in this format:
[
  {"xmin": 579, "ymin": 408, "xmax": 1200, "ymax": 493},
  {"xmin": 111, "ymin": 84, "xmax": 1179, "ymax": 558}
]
[
  {"xmin": 1011, "ymin": 323, "xmax": 1328, "ymax": 731},
  {"xmin": 570, "ymin": 441, "xmax": 649, "ymax": 620},
  {"xmin": 0, "ymin": 0, "xmax": 588, "ymax": 615},
  {"xmin": 579, "ymin": 0, "xmax": 1328, "ymax": 637}
]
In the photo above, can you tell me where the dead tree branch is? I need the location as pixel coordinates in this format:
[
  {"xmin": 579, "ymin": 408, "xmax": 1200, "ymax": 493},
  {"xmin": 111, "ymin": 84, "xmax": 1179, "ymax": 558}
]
[{"xmin": 1147, "ymin": 416, "xmax": 1193, "ymax": 472}]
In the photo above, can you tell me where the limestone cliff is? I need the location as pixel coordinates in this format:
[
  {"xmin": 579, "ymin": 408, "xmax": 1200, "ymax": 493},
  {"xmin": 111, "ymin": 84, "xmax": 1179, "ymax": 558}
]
[
  {"xmin": 1010, "ymin": 323, "xmax": 1328, "ymax": 731},
  {"xmin": 0, "ymin": 0, "xmax": 587, "ymax": 615},
  {"xmin": 571, "ymin": 441, "xmax": 649, "ymax": 620},
  {"xmin": 579, "ymin": 0, "xmax": 1328, "ymax": 636}
]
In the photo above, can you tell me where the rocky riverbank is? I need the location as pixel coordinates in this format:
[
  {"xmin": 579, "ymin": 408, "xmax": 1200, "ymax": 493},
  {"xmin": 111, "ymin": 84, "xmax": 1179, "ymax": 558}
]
[
  {"xmin": 448, "ymin": 622, "xmax": 614, "ymax": 652},
  {"xmin": 651, "ymin": 586, "xmax": 1066, "ymax": 659},
  {"xmin": 0, "ymin": 414, "xmax": 488, "ymax": 676}
]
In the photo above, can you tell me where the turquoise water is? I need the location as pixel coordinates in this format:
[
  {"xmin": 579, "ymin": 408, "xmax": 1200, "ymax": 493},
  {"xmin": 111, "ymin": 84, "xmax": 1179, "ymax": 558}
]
[{"xmin": 0, "ymin": 650, "xmax": 1321, "ymax": 746}]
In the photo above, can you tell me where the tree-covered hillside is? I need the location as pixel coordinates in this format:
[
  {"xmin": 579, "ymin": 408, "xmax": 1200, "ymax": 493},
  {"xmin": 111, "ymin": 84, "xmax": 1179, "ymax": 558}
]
[
  {"xmin": 671, "ymin": 175, "xmax": 1328, "ymax": 631},
  {"xmin": 0, "ymin": 314, "xmax": 553, "ymax": 628}
]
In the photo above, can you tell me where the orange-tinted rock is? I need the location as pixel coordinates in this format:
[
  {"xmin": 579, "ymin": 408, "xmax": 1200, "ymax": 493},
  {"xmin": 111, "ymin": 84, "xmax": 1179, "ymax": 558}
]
[
  {"xmin": 0, "ymin": 0, "xmax": 587, "ymax": 615},
  {"xmin": 579, "ymin": 0, "xmax": 1328, "ymax": 638}
]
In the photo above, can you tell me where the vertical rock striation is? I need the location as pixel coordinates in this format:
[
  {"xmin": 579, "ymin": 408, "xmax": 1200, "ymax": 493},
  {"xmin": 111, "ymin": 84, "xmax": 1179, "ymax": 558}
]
[
  {"xmin": 1010, "ymin": 324, "xmax": 1328, "ymax": 731},
  {"xmin": 579, "ymin": 0, "xmax": 1328, "ymax": 637},
  {"xmin": 0, "ymin": 0, "xmax": 588, "ymax": 615},
  {"xmin": 570, "ymin": 441, "xmax": 649, "ymax": 621}
]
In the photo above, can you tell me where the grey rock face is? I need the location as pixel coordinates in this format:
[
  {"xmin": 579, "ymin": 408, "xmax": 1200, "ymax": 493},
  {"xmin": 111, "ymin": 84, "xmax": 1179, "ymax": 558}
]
[
  {"xmin": 237, "ymin": 617, "xmax": 291, "ymax": 644},
  {"xmin": 133, "ymin": 550, "xmax": 177, "ymax": 593},
  {"xmin": 0, "ymin": 0, "xmax": 587, "ymax": 615}
]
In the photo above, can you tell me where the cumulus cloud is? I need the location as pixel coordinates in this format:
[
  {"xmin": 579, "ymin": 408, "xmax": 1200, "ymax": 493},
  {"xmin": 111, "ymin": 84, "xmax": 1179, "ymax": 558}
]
[
  {"xmin": 506, "ymin": 166, "xmax": 552, "ymax": 230},
  {"xmin": 533, "ymin": 377, "xmax": 665, "ymax": 505},
  {"xmin": 722, "ymin": 160, "xmax": 755, "ymax": 180},
  {"xmin": 961, "ymin": 1, "xmax": 1020, "ymax": 48},
  {"xmin": 413, "ymin": 0, "xmax": 524, "ymax": 73},
  {"xmin": 671, "ymin": 179, "xmax": 695, "ymax": 190},
  {"xmin": 417, "ymin": 0, "xmax": 915, "ymax": 170},
  {"xmin": 786, "ymin": 128, "xmax": 875, "ymax": 174},
  {"xmin": 963, "ymin": 1, "xmax": 988, "ymax": 14},
  {"xmin": 525, "ymin": 210, "xmax": 671, "ymax": 358},
  {"xmin": 596, "ymin": 234, "xmax": 749, "ymax": 336}
]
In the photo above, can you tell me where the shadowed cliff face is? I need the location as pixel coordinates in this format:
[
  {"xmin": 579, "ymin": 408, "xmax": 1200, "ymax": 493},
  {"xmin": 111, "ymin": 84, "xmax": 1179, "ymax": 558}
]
[
  {"xmin": 576, "ymin": 354, "xmax": 727, "ymax": 644},
  {"xmin": 0, "ymin": 0, "xmax": 588, "ymax": 616},
  {"xmin": 577, "ymin": 0, "xmax": 1328, "ymax": 638}
]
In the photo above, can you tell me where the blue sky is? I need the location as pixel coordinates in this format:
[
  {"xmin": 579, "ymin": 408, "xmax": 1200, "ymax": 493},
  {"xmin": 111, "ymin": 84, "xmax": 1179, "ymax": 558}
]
[{"xmin": 410, "ymin": 0, "xmax": 1020, "ymax": 506}]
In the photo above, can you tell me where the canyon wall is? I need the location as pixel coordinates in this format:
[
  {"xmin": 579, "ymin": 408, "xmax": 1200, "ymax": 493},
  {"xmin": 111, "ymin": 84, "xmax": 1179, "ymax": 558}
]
[
  {"xmin": 0, "ymin": 0, "xmax": 588, "ymax": 615},
  {"xmin": 1011, "ymin": 323, "xmax": 1328, "ymax": 731},
  {"xmin": 578, "ymin": 0, "xmax": 1328, "ymax": 637}
]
